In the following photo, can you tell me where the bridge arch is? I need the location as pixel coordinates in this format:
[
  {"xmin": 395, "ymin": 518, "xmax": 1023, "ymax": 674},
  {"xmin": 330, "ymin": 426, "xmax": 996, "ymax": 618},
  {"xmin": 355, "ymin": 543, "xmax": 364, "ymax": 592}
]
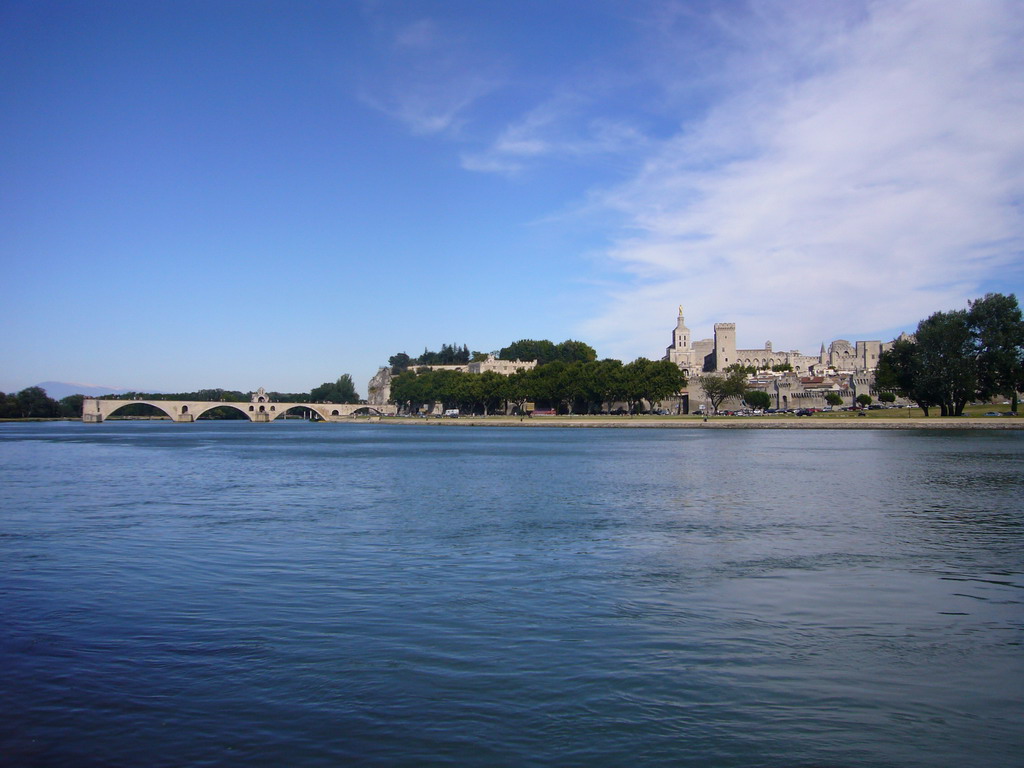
[
  {"xmin": 190, "ymin": 402, "xmax": 255, "ymax": 421},
  {"xmin": 103, "ymin": 401, "xmax": 179, "ymax": 420},
  {"xmin": 350, "ymin": 405, "xmax": 386, "ymax": 416},
  {"xmin": 277, "ymin": 404, "xmax": 327, "ymax": 421}
]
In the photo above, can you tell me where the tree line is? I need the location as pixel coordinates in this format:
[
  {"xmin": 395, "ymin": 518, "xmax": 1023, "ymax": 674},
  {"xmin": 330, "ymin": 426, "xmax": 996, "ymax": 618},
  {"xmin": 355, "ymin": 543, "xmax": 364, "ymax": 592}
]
[
  {"xmin": 876, "ymin": 293, "xmax": 1023, "ymax": 416},
  {"xmin": 390, "ymin": 358, "xmax": 686, "ymax": 416},
  {"xmin": 497, "ymin": 339, "xmax": 598, "ymax": 366},
  {"xmin": 0, "ymin": 387, "xmax": 82, "ymax": 419},
  {"xmin": 388, "ymin": 339, "xmax": 599, "ymax": 374},
  {"xmin": 389, "ymin": 343, "xmax": 473, "ymax": 371}
]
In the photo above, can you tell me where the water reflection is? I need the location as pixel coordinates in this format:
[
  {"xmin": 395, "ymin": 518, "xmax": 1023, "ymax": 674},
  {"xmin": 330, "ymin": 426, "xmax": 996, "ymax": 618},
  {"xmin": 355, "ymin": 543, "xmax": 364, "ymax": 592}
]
[{"xmin": 0, "ymin": 422, "xmax": 1021, "ymax": 767}]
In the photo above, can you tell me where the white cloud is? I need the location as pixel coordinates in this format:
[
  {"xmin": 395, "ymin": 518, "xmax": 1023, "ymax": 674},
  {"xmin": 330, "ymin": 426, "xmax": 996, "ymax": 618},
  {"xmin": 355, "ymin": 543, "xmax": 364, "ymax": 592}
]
[
  {"xmin": 583, "ymin": 0, "xmax": 1024, "ymax": 360},
  {"xmin": 461, "ymin": 93, "xmax": 648, "ymax": 175},
  {"xmin": 358, "ymin": 17, "xmax": 501, "ymax": 136}
]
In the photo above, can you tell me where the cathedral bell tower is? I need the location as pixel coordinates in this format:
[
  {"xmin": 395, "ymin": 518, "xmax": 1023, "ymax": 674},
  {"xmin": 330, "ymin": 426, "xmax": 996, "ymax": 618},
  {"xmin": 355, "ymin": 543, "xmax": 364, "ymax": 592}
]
[
  {"xmin": 665, "ymin": 305, "xmax": 693, "ymax": 373},
  {"xmin": 673, "ymin": 305, "xmax": 690, "ymax": 350}
]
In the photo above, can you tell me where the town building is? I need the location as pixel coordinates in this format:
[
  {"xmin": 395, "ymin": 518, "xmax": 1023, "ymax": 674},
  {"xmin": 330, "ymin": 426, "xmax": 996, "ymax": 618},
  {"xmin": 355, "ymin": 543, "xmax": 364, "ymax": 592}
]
[
  {"xmin": 665, "ymin": 305, "xmax": 890, "ymax": 375},
  {"xmin": 665, "ymin": 305, "xmax": 894, "ymax": 412}
]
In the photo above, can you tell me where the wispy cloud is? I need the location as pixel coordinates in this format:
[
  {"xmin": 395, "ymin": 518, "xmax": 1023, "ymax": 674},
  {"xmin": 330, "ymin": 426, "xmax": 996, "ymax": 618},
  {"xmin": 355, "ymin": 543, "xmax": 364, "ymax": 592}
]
[
  {"xmin": 583, "ymin": 0, "xmax": 1024, "ymax": 359},
  {"xmin": 461, "ymin": 95, "xmax": 649, "ymax": 175},
  {"xmin": 358, "ymin": 17, "xmax": 501, "ymax": 136}
]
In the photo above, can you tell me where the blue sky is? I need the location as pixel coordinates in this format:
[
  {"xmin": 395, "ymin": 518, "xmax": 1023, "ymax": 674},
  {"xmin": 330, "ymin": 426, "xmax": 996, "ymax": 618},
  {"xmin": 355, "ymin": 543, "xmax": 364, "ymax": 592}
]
[{"xmin": 2, "ymin": 0, "xmax": 1022, "ymax": 397}]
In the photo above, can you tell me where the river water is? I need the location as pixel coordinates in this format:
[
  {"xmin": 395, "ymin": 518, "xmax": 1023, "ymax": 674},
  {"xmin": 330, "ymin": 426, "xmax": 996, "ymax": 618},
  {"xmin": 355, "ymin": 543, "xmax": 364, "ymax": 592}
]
[{"xmin": 1, "ymin": 421, "xmax": 1021, "ymax": 767}]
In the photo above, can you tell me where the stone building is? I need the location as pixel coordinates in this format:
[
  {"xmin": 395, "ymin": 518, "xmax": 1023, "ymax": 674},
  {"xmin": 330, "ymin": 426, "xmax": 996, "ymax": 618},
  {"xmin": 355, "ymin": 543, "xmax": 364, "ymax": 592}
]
[
  {"xmin": 366, "ymin": 355, "xmax": 537, "ymax": 407},
  {"xmin": 664, "ymin": 305, "xmax": 895, "ymax": 412},
  {"xmin": 665, "ymin": 305, "xmax": 890, "ymax": 375},
  {"xmin": 468, "ymin": 355, "xmax": 538, "ymax": 376},
  {"xmin": 664, "ymin": 307, "xmax": 714, "ymax": 379}
]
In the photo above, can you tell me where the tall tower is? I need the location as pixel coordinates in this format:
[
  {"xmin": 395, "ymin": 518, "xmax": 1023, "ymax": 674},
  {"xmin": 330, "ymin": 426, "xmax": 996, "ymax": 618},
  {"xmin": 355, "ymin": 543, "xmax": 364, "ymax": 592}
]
[
  {"xmin": 665, "ymin": 305, "xmax": 693, "ymax": 372},
  {"xmin": 713, "ymin": 323, "xmax": 736, "ymax": 371},
  {"xmin": 672, "ymin": 305, "xmax": 690, "ymax": 350}
]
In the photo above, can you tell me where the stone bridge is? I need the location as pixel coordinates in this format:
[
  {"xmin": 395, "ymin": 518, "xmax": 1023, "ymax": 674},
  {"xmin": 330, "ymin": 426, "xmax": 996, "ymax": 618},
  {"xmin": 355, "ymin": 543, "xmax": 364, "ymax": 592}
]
[{"xmin": 82, "ymin": 397, "xmax": 395, "ymax": 423}]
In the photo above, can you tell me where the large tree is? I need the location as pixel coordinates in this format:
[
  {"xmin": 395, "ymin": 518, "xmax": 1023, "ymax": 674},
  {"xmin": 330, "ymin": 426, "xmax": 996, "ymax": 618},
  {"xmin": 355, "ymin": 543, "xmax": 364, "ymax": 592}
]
[
  {"xmin": 875, "ymin": 297, "xmax": 1020, "ymax": 417},
  {"xmin": 59, "ymin": 394, "xmax": 85, "ymax": 418},
  {"xmin": 619, "ymin": 359, "xmax": 649, "ymax": 414},
  {"xmin": 498, "ymin": 339, "xmax": 558, "ymax": 364},
  {"xmin": 504, "ymin": 370, "xmax": 532, "ymax": 415},
  {"xmin": 697, "ymin": 370, "xmax": 747, "ymax": 414},
  {"xmin": 0, "ymin": 392, "xmax": 21, "ymax": 418},
  {"xmin": 624, "ymin": 358, "xmax": 686, "ymax": 413},
  {"xmin": 915, "ymin": 309, "xmax": 978, "ymax": 416},
  {"xmin": 876, "ymin": 338, "xmax": 937, "ymax": 416},
  {"xmin": 15, "ymin": 387, "xmax": 59, "ymax": 418},
  {"xmin": 743, "ymin": 390, "xmax": 772, "ymax": 410},
  {"xmin": 554, "ymin": 340, "xmax": 598, "ymax": 364},
  {"xmin": 968, "ymin": 293, "xmax": 1024, "ymax": 413},
  {"xmin": 310, "ymin": 375, "xmax": 361, "ymax": 403},
  {"xmin": 388, "ymin": 352, "xmax": 412, "ymax": 374},
  {"xmin": 594, "ymin": 359, "xmax": 625, "ymax": 413},
  {"xmin": 498, "ymin": 339, "xmax": 597, "ymax": 366}
]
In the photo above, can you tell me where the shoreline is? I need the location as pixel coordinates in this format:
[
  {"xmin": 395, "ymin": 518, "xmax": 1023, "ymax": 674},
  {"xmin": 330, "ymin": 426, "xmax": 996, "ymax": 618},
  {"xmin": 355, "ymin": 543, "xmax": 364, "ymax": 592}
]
[
  {"xmin": 4, "ymin": 417, "xmax": 1020, "ymax": 430},
  {"xmin": 378, "ymin": 416, "xmax": 1024, "ymax": 430}
]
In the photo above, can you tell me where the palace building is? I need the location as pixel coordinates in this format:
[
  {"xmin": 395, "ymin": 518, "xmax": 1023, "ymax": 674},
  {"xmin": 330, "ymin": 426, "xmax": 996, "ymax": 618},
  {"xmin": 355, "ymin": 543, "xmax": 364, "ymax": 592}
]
[{"xmin": 665, "ymin": 306, "xmax": 889, "ymax": 376}]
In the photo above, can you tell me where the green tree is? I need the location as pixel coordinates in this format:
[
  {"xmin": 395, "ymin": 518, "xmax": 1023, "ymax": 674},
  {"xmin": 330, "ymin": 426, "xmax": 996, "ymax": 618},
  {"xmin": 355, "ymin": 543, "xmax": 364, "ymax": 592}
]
[
  {"xmin": 499, "ymin": 339, "xmax": 558, "ymax": 365},
  {"xmin": 554, "ymin": 340, "xmax": 598, "ymax": 364},
  {"xmin": 698, "ymin": 370, "xmax": 747, "ymax": 414},
  {"xmin": 389, "ymin": 371, "xmax": 424, "ymax": 414},
  {"xmin": 856, "ymin": 394, "xmax": 873, "ymax": 408},
  {"xmin": 475, "ymin": 371, "xmax": 507, "ymax": 415},
  {"xmin": 594, "ymin": 359, "xmax": 625, "ymax": 413},
  {"xmin": 771, "ymin": 363, "xmax": 793, "ymax": 372},
  {"xmin": 629, "ymin": 359, "xmax": 686, "ymax": 413},
  {"xmin": 389, "ymin": 352, "xmax": 412, "ymax": 374},
  {"xmin": 505, "ymin": 370, "xmax": 532, "ymax": 415},
  {"xmin": 878, "ymin": 391, "xmax": 896, "ymax": 404},
  {"xmin": 574, "ymin": 361, "xmax": 606, "ymax": 414},
  {"xmin": 743, "ymin": 390, "xmax": 772, "ymax": 410},
  {"xmin": 825, "ymin": 392, "xmax": 843, "ymax": 407},
  {"xmin": 523, "ymin": 361, "xmax": 564, "ymax": 409},
  {"xmin": 876, "ymin": 338, "xmax": 937, "ymax": 416},
  {"xmin": 0, "ymin": 392, "xmax": 20, "ymax": 418},
  {"xmin": 725, "ymin": 363, "xmax": 757, "ymax": 375},
  {"xmin": 620, "ymin": 359, "xmax": 650, "ymax": 414},
  {"xmin": 968, "ymin": 293, "xmax": 1024, "ymax": 413},
  {"xmin": 310, "ymin": 374, "xmax": 361, "ymax": 403},
  {"xmin": 915, "ymin": 309, "xmax": 977, "ymax": 416},
  {"xmin": 16, "ymin": 386, "xmax": 59, "ymax": 418},
  {"xmin": 59, "ymin": 394, "xmax": 85, "ymax": 418}
]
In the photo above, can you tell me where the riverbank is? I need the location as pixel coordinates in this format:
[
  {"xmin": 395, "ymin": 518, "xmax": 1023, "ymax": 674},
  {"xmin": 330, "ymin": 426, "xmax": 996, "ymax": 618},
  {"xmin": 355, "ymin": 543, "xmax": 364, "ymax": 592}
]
[
  {"xmin": 4, "ymin": 416, "xmax": 1020, "ymax": 430},
  {"xmin": 380, "ymin": 415, "xmax": 1024, "ymax": 429}
]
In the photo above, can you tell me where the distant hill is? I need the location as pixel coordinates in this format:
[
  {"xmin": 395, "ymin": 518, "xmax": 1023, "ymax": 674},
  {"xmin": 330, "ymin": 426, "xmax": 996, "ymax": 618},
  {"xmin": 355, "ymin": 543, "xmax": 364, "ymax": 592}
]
[{"xmin": 34, "ymin": 381, "xmax": 137, "ymax": 400}]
